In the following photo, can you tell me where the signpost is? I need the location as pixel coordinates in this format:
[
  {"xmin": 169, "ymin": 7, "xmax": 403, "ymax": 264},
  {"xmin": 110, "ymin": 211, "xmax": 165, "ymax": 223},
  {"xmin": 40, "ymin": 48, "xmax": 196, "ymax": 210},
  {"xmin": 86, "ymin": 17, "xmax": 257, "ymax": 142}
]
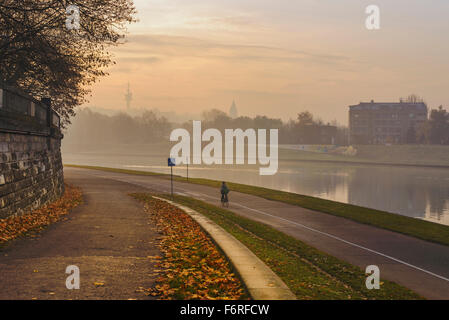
[
  {"xmin": 168, "ymin": 158, "xmax": 176, "ymax": 198},
  {"xmin": 186, "ymin": 156, "xmax": 189, "ymax": 182}
]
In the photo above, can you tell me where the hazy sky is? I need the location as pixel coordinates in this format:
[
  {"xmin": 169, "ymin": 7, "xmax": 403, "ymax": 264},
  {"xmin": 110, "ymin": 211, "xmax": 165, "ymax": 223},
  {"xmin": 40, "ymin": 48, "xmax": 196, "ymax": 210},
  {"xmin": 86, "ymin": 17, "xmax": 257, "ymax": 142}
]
[{"xmin": 85, "ymin": 0, "xmax": 449, "ymax": 124}]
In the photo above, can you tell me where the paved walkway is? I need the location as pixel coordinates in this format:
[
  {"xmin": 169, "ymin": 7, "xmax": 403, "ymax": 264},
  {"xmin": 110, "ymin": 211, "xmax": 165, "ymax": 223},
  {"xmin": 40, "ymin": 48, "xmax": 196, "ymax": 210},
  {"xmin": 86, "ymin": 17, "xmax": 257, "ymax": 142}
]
[
  {"xmin": 0, "ymin": 173, "xmax": 161, "ymax": 300},
  {"xmin": 63, "ymin": 167, "xmax": 449, "ymax": 299}
]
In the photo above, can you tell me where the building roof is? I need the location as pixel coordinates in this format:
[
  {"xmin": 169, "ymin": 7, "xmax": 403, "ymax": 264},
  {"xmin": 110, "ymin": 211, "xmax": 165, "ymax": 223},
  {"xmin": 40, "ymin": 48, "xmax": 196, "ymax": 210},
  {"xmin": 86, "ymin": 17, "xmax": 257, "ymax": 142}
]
[{"xmin": 349, "ymin": 101, "xmax": 427, "ymax": 111}]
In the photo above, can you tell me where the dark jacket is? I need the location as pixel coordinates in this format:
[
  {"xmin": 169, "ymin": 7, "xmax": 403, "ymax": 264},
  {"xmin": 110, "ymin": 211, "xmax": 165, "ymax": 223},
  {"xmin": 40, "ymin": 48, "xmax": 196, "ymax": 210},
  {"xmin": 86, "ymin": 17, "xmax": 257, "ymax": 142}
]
[{"xmin": 221, "ymin": 184, "xmax": 229, "ymax": 195}]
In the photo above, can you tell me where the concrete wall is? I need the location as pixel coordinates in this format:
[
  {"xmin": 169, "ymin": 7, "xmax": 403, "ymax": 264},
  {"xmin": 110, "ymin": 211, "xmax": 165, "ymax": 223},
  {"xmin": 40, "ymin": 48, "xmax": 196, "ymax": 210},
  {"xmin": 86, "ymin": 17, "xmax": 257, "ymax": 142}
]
[{"xmin": 0, "ymin": 88, "xmax": 64, "ymax": 219}]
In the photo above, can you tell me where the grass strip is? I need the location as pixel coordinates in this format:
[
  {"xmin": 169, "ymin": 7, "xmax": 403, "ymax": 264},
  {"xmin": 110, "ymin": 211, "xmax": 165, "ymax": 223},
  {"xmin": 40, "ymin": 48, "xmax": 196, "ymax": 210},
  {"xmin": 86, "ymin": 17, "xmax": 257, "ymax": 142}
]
[{"xmin": 64, "ymin": 164, "xmax": 449, "ymax": 247}]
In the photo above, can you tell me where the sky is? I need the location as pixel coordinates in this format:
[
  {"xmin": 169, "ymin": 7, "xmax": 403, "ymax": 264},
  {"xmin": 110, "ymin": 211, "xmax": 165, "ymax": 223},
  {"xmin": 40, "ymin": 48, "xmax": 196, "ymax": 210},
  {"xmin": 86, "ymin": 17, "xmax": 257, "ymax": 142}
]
[{"xmin": 84, "ymin": 0, "xmax": 449, "ymax": 124}]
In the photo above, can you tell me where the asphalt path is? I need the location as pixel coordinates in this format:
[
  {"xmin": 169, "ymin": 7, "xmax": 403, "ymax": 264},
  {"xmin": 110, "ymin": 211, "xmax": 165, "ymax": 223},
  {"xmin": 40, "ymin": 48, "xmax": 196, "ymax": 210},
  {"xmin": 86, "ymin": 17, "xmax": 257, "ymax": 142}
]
[{"xmin": 0, "ymin": 172, "xmax": 161, "ymax": 300}]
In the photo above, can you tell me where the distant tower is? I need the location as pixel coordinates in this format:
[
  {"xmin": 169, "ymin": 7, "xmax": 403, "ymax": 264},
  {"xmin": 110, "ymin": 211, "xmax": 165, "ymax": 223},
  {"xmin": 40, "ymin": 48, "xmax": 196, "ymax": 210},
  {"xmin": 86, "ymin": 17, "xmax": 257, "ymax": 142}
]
[
  {"xmin": 125, "ymin": 82, "xmax": 133, "ymax": 110},
  {"xmin": 229, "ymin": 100, "xmax": 238, "ymax": 118}
]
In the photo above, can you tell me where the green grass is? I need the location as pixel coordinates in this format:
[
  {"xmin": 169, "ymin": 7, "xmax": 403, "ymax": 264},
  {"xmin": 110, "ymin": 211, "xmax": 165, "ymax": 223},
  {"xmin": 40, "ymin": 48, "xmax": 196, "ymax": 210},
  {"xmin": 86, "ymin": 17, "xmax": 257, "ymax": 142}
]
[
  {"xmin": 158, "ymin": 194, "xmax": 422, "ymax": 300},
  {"xmin": 64, "ymin": 164, "xmax": 163, "ymax": 176},
  {"xmin": 280, "ymin": 145, "xmax": 449, "ymax": 168},
  {"xmin": 355, "ymin": 145, "xmax": 449, "ymax": 166},
  {"xmin": 64, "ymin": 164, "xmax": 449, "ymax": 247}
]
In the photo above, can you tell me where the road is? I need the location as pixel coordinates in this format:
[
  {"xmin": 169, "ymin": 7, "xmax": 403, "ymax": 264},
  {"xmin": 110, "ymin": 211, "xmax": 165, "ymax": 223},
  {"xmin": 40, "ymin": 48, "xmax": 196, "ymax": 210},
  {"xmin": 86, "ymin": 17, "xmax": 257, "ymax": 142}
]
[
  {"xmin": 0, "ymin": 172, "xmax": 161, "ymax": 300},
  {"xmin": 62, "ymin": 167, "xmax": 449, "ymax": 300}
]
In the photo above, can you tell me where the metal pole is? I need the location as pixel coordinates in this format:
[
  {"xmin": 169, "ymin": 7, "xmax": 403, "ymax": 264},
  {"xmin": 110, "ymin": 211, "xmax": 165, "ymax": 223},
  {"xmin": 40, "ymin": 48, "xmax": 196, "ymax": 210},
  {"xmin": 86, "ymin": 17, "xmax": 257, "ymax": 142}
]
[{"xmin": 171, "ymin": 166, "xmax": 173, "ymax": 199}]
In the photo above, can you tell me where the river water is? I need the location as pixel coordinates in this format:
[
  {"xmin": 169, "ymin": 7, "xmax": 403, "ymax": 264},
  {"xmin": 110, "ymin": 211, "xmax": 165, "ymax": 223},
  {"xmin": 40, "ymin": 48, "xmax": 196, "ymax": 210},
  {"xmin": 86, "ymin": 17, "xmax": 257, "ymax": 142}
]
[{"xmin": 62, "ymin": 150, "xmax": 449, "ymax": 226}]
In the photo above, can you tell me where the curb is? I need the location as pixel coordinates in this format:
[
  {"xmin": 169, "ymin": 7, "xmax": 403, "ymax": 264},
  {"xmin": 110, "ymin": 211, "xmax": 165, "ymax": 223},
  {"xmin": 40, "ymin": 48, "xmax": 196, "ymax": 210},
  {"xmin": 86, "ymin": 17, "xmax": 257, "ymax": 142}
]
[{"xmin": 154, "ymin": 196, "xmax": 296, "ymax": 300}]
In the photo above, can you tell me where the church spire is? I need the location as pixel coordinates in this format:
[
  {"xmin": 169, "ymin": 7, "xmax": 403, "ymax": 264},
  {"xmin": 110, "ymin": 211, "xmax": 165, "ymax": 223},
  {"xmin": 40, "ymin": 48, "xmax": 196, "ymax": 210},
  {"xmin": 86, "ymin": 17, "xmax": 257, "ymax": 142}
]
[{"xmin": 229, "ymin": 100, "xmax": 238, "ymax": 118}]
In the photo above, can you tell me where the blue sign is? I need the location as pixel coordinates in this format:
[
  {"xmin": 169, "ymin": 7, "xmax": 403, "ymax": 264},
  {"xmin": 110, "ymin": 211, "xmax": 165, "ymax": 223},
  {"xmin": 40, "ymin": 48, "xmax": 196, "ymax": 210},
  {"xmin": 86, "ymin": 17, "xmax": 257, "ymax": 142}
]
[{"xmin": 168, "ymin": 158, "xmax": 176, "ymax": 167}]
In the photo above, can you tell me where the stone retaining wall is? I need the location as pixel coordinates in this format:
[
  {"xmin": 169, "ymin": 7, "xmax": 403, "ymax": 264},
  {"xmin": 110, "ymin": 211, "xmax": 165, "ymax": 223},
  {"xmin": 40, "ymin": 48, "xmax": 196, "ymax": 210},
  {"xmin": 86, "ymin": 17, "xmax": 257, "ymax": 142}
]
[{"xmin": 0, "ymin": 88, "xmax": 64, "ymax": 219}]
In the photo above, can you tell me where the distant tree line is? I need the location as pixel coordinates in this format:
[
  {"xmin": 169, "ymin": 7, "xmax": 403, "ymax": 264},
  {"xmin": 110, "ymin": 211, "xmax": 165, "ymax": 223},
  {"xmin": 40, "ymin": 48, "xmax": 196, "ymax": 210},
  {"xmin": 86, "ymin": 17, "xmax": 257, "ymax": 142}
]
[
  {"xmin": 178, "ymin": 109, "xmax": 348, "ymax": 145},
  {"xmin": 64, "ymin": 108, "xmax": 171, "ymax": 145},
  {"xmin": 64, "ymin": 108, "xmax": 349, "ymax": 146}
]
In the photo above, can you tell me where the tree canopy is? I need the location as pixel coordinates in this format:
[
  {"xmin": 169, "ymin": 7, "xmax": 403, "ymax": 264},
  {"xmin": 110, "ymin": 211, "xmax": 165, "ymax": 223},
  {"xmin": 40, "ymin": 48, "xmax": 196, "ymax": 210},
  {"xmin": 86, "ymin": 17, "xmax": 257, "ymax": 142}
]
[
  {"xmin": 429, "ymin": 106, "xmax": 449, "ymax": 145},
  {"xmin": 0, "ymin": 0, "xmax": 136, "ymax": 126}
]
